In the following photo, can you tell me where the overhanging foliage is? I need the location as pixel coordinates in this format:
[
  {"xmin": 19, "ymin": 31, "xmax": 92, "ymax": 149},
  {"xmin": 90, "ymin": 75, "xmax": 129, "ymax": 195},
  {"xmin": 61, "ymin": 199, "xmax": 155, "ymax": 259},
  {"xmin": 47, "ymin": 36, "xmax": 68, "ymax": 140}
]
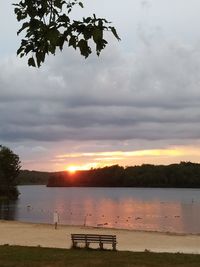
[{"xmin": 14, "ymin": 0, "xmax": 120, "ymax": 67}]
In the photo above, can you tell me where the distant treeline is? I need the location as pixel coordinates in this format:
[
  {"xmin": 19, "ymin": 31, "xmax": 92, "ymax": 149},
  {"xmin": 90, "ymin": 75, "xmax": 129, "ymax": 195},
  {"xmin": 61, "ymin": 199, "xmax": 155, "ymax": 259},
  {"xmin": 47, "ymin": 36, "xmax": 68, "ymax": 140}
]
[
  {"xmin": 17, "ymin": 170, "xmax": 52, "ymax": 185},
  {"xmin": 47, "ymin": 162, "xmax": 200, "ymax": 188}
]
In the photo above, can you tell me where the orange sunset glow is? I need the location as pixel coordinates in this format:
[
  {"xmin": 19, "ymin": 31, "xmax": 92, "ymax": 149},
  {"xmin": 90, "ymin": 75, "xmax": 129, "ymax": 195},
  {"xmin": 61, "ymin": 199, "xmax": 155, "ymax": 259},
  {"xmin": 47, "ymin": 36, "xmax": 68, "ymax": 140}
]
[
  {"xmin": 66, "ymin": 163, "xmax": 101, "ymax": 172},
  {"xmin": 56, "ymin": 146, "xmax": 200, "ymax": 172},
  {"xmin": 26, "ymin": 146, "xmax": 200, "ymax": 172}
]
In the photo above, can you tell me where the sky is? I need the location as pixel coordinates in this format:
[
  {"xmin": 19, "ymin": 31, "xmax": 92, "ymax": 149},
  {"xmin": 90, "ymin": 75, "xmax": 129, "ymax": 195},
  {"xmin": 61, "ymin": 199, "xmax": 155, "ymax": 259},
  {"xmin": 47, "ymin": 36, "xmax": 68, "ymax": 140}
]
[{"xmin": 1, "ymin": 0, "xmax": 200, "ymax": 171}]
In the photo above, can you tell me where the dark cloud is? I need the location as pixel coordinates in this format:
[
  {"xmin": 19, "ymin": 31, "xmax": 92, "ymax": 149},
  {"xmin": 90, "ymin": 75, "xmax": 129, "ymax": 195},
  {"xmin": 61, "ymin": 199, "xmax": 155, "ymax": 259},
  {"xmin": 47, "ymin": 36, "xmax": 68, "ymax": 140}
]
[{"xmin": 1, "ymin": 34, "xmax": 200, "ymax": 148}]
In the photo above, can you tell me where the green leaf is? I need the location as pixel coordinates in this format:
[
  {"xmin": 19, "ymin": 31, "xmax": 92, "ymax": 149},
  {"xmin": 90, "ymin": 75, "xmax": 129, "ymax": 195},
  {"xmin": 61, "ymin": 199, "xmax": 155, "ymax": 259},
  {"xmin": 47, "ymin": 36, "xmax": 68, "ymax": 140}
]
[
  {"xmin": 28, "ymin": 57, "xmax": 36, "ymax": 67},
  {"xmin": 57, "ymin": 36, "xmax": 66, "ymax": 51},
  {"xmin": 58, "ymin": 14, "xmax": 70, "ymax": 24},
  {"xmin": 79, "ymin": 2, "xmax": 84, "ymax": 8},
  {"xmin": 36, "ymin": 52, "xmax": 46, "ymax": 67},
  {"xmin": 24, "ymin": 45, "xmax": 34, "ymax": 55},
  {"xmin": 83, "ymin": 17, "xmax": 91, "ymax": 23},
  {"xmin": 46, "ymin": 28, "xmax": 60, "ymax": 45},
  {"xmin": 17, "ymin": 47, "xmax": 23, "ymax": 55},
  {"xmin": 17, "ymin": 22, "xmax": 29, "ymax": 35},
  {"xmin": 109, "ymin": 26, "xmax": 121, "ymax": 41},
  {"xmin": 69, "ymin": 36, "xmax": 77, "ymax": 49},
  {"xmin": 78, "ymin": 39, "xmax": 91, "ymax": 57},
  {"xmin": 54, "ymin": 0, "xmax": 63, "ymax": 9},
  {"xmin": 92, "ymin": 28, "xmax": 103, "ymax": 43}
]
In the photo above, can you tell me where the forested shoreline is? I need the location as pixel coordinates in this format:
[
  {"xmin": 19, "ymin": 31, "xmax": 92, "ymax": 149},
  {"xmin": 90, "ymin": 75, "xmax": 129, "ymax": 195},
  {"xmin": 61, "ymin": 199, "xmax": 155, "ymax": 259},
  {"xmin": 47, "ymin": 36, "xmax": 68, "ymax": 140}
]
[
  {"xmin": 47, "ymin": 162, "xmax": 200, "ymax": 188},
  {"xmin": 17, "ymin": 170, "xmax": 51, "ymax": 185}
]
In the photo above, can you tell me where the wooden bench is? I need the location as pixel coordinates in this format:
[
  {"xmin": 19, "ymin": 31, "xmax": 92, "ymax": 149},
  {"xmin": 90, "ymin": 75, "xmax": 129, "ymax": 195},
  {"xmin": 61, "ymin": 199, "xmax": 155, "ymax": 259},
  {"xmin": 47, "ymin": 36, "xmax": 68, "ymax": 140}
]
[{"xmin": 71, "ymin": 234, "xmax": 117, "ymax": 250}]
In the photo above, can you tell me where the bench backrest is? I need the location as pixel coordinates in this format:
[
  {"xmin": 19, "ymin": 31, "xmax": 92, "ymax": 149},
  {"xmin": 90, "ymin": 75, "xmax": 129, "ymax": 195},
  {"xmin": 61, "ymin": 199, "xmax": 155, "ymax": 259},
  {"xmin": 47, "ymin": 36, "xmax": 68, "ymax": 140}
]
[{"xmin": 71, "ymin": 234, "xmax": 116, "ymax": 243}]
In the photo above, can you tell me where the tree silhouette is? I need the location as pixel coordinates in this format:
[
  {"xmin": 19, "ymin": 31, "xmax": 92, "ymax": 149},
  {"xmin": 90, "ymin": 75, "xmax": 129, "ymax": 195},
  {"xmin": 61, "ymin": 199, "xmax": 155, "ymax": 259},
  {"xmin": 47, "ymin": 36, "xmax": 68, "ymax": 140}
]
[
  {"xmin": 14, "ymin": 0, "xmax": 120, "ymax": 67},
  {"xmin": 0, "ymin": 145, "xmax": 21, "ymax": 199}
]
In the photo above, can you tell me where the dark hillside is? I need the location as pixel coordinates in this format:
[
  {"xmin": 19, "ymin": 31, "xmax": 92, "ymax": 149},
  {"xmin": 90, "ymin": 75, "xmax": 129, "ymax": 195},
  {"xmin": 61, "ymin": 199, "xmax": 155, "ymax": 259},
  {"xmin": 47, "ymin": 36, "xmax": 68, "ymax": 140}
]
[{"xmin": 47, "ymin": 162, "xmax": 200, "ymax": 188}]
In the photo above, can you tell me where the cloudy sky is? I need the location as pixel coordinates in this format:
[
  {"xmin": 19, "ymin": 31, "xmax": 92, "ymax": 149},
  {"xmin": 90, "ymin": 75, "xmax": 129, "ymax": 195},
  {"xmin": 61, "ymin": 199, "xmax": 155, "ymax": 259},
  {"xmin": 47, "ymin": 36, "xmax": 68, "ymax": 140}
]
[{"xmin": 1, "ymin": 0, "xmax": 200, "ymax": 171}]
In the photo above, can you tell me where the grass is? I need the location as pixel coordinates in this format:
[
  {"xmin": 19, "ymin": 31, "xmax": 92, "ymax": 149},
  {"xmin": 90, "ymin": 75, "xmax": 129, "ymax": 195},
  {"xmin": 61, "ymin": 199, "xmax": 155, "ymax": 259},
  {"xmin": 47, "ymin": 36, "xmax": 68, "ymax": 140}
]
[{"xmin": 0, "ymin": 245, "xmax": 200, "ymax": 267}]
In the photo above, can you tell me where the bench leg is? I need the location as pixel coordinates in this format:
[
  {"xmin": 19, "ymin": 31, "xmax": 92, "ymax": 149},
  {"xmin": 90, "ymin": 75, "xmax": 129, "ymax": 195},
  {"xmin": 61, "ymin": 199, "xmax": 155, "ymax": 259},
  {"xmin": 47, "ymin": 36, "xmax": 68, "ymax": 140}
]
[
  {"xmin": 85, "ymin": 242, "xmax": 90, "ymax": 248},
  {"xmin": 99, "ymin": 242, "xmax": 103, "ymax": 250},
  {"xmin": 112, "ymin": 243, "xmax": 116, "ymax": 251},
  {"xmin": 72, "ymin": 241, "xmax": 77, "ymax": 248}
]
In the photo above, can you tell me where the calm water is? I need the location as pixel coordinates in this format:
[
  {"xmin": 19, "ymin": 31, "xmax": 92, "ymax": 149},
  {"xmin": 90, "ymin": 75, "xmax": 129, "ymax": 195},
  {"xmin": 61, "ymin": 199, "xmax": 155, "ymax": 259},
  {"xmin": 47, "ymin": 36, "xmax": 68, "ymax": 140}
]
[{"xmin": 1, "ymin": 185, "xmax": 200, "ymax": 234}]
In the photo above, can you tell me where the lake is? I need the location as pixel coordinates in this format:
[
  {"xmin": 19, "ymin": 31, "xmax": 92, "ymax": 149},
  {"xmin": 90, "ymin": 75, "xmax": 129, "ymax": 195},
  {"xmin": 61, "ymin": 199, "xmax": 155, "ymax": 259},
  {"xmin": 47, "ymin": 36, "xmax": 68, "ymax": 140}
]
[{"xmin": 1, "ymin": 185, "xmax": 200, "ymax": 234}]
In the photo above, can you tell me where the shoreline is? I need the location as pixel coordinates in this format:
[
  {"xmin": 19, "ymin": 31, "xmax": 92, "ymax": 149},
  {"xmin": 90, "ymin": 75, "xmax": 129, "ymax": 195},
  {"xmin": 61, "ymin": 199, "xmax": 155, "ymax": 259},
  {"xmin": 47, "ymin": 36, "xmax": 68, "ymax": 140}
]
[
  {"xmin": 49, "ymin": 223, "xmax": 200, "ymax": 237},
  {"xmin": 2, "ymin": 218, "xmax": 200, "ymax": 236},
  {"xmin": 2, "ymin": 218, "xmax": 199, "ymax": 236},
  {"xmin": 1, "ymin": 220, "xmax": 200, "ymax": 254}
]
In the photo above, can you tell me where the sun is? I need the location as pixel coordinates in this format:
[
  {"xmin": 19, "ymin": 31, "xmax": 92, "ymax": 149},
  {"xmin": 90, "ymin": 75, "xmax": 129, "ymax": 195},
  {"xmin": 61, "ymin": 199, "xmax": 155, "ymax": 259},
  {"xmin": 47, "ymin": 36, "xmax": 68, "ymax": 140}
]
[
  {"xmin": 67, "ymin": 166, "xmax": 78, "ymax": 174},
  {"xmin": 65, "ymin": 163, "xmax": 98, "ymax": 173}
]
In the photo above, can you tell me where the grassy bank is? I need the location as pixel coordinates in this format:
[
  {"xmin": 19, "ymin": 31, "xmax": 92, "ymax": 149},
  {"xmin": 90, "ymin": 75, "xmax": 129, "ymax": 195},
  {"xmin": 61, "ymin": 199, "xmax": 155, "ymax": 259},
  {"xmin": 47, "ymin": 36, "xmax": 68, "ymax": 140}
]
[{"xmin": 0, "ymin": 245, "xmax": 200, "ymax": 267}]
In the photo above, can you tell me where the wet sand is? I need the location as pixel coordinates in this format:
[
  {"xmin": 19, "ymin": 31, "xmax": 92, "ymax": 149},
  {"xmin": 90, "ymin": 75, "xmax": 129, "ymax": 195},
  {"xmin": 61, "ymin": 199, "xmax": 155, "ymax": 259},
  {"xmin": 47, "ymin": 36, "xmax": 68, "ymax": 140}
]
[{"xmin": 1, "ymin": 220, "xmax": 200, "ymax": 254}]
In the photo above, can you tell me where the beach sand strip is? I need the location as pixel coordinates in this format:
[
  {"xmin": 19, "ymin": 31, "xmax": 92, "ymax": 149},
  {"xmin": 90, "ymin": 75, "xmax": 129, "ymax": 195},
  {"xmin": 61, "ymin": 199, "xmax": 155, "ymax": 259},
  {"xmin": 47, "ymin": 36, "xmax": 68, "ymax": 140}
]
[{"xmin": 1, "ymin": 220, "xmax": 200, "ymax": 254}]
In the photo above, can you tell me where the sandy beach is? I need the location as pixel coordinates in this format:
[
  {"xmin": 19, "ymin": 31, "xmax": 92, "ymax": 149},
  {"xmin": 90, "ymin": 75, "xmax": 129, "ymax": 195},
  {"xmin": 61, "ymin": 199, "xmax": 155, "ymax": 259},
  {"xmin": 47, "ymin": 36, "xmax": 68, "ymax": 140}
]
[{"xmin": 1, "ymin": 220, "xmax": 200, "ymax": 254}]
